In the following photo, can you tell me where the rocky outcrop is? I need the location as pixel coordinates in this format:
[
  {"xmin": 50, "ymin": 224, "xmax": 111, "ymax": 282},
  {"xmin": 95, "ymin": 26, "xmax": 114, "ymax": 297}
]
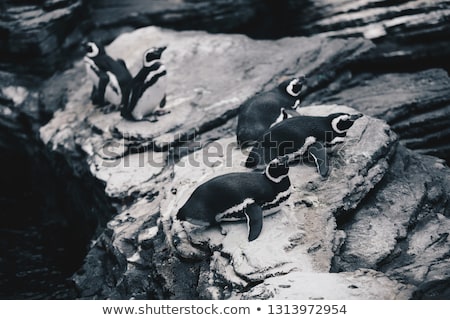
[
  {"xmin": 3, "ymin": 1, "xmax": 448, "ymax": 77},
  {"xmin": 304, "ymin": 69, "xmax": 450, "ymax": 164},
  {"xmin": 293, "ymin": 0, "xmax": 450, "ymax": 72},
  {"xmin": 28, "ymin": 27, "xmax": 449, "ymax": 299},
  {"xmin": 0, "ymin": 0, "xmax": 86, "ymax": 75}
]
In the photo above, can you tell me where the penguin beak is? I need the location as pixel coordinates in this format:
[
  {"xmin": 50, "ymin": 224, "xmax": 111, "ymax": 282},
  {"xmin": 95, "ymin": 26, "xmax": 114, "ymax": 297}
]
[
  {"xmin": 350, "ymin": 113, "xmax": 363, "ymax": 121},
  {"xmin": 159, "ymin": 46, "xmax": 167, "ymax": 54}
]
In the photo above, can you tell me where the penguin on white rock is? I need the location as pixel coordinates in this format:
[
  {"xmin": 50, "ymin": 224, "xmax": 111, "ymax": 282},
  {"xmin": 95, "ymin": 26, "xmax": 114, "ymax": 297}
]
[
  {"xmin": 121, "ymin": 46, "xmax": 168, "ymax": 122},
  {"xmin": 83, "ymin": 41, "xmax": 132, "ymax": 109},
  {"xmin": 236, "ymin": 76, "xmax": 306, "ymax": 147},
  {"xmin": 245, "ymin": 112, "xmax": 363, "ymax": 177},
  {"xmin": 176, "ymin": 156, "xmax": 292, "ymax": 242}
]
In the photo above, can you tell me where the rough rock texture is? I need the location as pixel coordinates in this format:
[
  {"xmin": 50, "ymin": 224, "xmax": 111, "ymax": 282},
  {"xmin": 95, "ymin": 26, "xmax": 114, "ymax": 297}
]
[
  {"xmin": 26, "ymin": 27, "xmax": 449, "ymax": 299},
  {"xmin": 304, "ymin": 69, "xmax": 450, "ymax": 164},
  {"xmin": 161, "ymin": 104, "xmax": 401, "ymax": 299},
  {"xmin": 40, "ymin": 26, "xmax": 373, "ymax": 200},
  {"xmin": 292, "ymin": 0, "xmax": 450, "ymax": 72},
  {"xmin": 0, "ymin": 0, "xmax": 87, "ymax": 75},
  {"xmin": 3, "ymin": 0, "xmax": 448, "ymax": 76},
  {"xmin": 242, "ymin": 269, "xmax": 413, "ymax": 300}
]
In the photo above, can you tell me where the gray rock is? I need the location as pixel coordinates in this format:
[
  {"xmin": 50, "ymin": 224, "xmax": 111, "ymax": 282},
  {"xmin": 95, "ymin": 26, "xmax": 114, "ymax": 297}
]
[
  {"xmin": 23, "ymin": 26, "xmax": 450, "ymax": 300},
  {"xmin": 304, "ymin": 69, "xmax": 450, "ymax": 164},
  {"xmin": 0, "ymin": 0, "xmax": 85, "ymax": 75},
  {"xmin": 242, "ymin": 269, "xmax": 414, "ymax": 300},
  {"xmin": 40, "ymin": 27, "xmax": 372, "ymax": 197}
]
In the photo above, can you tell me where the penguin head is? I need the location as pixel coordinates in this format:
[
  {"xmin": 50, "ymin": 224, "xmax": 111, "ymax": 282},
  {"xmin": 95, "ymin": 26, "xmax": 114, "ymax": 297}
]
[
  {"xmin": 329, "ymin": 113, "xmax": 363, "ymax": 135},
  {"xmin": 143, "ymin": 46, "xmax": 167, "ymax": 67},
  {"xmin": 281, "ymin": 76, "xmax": 307, "ymax": 97},
  {"xmin": 84, "ymin": 41, "xmax": 105, "ymax": 58},
  {"xmin": 264, "ymin": 157, "xmax": 289, "ymax": 183}
]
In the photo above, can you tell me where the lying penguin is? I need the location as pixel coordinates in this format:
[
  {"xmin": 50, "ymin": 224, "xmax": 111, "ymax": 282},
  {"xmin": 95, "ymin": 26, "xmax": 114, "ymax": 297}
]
[
  {"xmin": 121, "ymin": 46, "xmax": 168, "ymax": 121},
  {"xmin": 176, "ymin": 156, "xmax": 291, "ymax": 242},
  {"xmin": 236, "ymin": 76, "xmax": 306, "ymax": 147},
  {"xmin": 245, "ymin": 112, "xmax": 363, "ymax": 177},
  {"xmin": 83, "ymin": 41, "xmax": 132, "ymax": 109}
]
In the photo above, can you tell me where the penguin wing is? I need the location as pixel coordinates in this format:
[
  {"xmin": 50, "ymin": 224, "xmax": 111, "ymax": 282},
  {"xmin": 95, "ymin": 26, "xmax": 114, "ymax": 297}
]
[
  {"xmin": 245, "ymin": 203, "xmax": 263, "ymax": 241},
  {"xmin": 308, "ymin": 142, "xmax": 330, "ymax": 177},
  {"xmin": 114, "ymin": 58, "xmax": 133, "ymax": 82}
]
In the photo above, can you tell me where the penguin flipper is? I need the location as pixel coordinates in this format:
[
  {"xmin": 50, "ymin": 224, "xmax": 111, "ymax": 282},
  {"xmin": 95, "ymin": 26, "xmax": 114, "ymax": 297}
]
[
  {"xmin": 116, "ymin": 58, "xmax": 128, "ymax": 70},
  {"xmin": 308, "ymin": 142, "xmax": 330, "ymax": 177},
  {"xmin": 121, "ymin": 83, "xmax": 144, "ymax": 120},
  {"xmin": 245, "ymin": 203, "xmax": 263, "ymax": 241},
  {"xmin": 96, "ymin": 73, "xmax": 109, "ymax": 106}
]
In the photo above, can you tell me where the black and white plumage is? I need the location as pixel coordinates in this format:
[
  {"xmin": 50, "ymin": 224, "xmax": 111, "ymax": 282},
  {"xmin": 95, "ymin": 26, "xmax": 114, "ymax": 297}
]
[
  {"xmin": 83, "ymin": 41, "xmax": 132, "ymax": 107},
  {"xmin": 121, "ymin": 46, "xmax": 168, "ymax": 121},
  {"xmin": 245, "ymin": 113, "xmax": 363, "ymax": 177},
  {"xmin": 236, "ymin": 76, "xmax": 306, "ymax": 147},
  {"xmin": 176, "ymin": 157, "xmax": 291, "ymax": 241}
]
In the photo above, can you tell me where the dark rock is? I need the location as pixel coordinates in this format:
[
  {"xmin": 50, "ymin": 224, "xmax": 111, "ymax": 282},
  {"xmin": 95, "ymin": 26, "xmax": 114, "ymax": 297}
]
[
  {"xmin": 2, "ymin": 6, "xmax": 450, "ymax": 298},
  {"xmin": 304, "ymin": 69, "xmax": 450, "ymax": 165},
  {"xmin": 0, "ymin": 0, "xmax": 86, "ymax": 76}
]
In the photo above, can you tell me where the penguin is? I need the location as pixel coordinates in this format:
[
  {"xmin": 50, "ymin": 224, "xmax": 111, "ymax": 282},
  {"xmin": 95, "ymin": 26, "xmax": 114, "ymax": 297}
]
[
  {"xmin": 176, "ymin": 156, "xmax": 291, "ymax": 241},
  {"xmin": 121, "ymin": 46, "xmax": 168, "ymax": 121},
  {"xmin": 245, "ymin": 112, "xmax": 363, "ymax": 177},
  {"xmin": 270, "ymin": 107, "xmax": 298, "ymax": 128},
  {"xmin": 236, "ymin": 76, "xmax": 306, "ymax": 147},
  {"xmin": 83, "ymin": 41, "xmax": 132, "ymax": 108}
]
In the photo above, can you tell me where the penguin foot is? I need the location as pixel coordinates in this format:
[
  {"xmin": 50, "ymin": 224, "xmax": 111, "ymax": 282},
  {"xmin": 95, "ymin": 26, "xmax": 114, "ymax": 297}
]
[
  {"xmin": 147, "ymin": 115, "xmax": 159, "ymax": 122},
  {"xmin": 154, "ymin": 109, "xmax": 171, "ymax": 116},
  {"xmin": 100, "ymin": 104, "xmax": 119, "ymax": 114}
]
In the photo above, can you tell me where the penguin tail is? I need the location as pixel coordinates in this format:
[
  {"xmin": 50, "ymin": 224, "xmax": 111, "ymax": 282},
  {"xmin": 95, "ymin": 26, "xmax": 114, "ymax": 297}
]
[{"xmin": 176, "ymin": 209, "xmax": 186, "ymax": 221}]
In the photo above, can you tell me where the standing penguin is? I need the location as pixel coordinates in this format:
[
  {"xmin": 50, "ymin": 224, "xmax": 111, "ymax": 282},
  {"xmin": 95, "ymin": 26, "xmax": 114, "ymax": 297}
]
[
  {"xmin": 236, "ymin": 76, "xmax": 306, "ymax": 147},
  {"xmin": 245, "ymin": 113, "xmax": 363, "ymax": 177},
  {"xmin": 121, "ymin": 46, "xmax": 168, "ymax": 121},
  {"xmin": 83, "ymin": 41, "xmax": 132, "ymax": 108},
  {"xmin": 176, "ymin": 156, "xmax": 291, "ymax": 241}
]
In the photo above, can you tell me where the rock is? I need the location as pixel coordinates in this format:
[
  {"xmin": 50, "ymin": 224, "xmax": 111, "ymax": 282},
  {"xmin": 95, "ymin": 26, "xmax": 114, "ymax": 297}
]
[
  {"xmin": 9, "ymin": 26, "xmax": 450, "ymax": 300},
  {"xmin": 88, "ymin": 0, "xmax": 266, "ymax": 34},
  {"xmin": 304, "ymin": 69, "xmax": 450, "ymax": 165},
  {"xmin": 39, "ymin": 27, "xmax": 372, "ymax": 198},
  {"xmin": 0, "ymin": 0, "xmax": 86, "ymax": 75},
  {"xmin": 334, "ymin": 146, "xmax": 450, "ymax": 297},
  {"xmin": 160, "ymin": 104, "xmax": 397, "ymax": 298},
  {"xmin": 242, "ymin": 269, "xmax": 414, "ymax": 300},
  {"xmin": 296, "ymin": 0, "xmax": 450, "ymax": 72}
]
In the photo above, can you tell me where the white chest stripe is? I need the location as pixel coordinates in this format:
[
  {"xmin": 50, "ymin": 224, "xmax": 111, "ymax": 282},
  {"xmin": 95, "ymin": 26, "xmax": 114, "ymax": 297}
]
[
  {"xmin": 215, "ymin": 198, "xmax": 255, "ymax": 222},
  {"xmin": 286, "ymin": 136, "xmax": 316, "ymax": 162},
  {"xmin": 84, "ymin": 57, "xmax": 99, "ymax": 74},
  {"xmin": 265, "ymin": 171, "xmax": 289, "ymax": 183},
  {"xmin": 263, "ymin": 188, "xmax": 291, "ymax": 208},
  {"xmin": 145, "ymin": 65, "xmax": 166, "ymax": 84}
]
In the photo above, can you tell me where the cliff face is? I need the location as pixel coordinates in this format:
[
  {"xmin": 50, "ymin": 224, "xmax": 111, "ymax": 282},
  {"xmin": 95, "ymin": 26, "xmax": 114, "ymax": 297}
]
[{"xmin": 24, "ymin": 26, "xmax": 448, "ymax": 299}]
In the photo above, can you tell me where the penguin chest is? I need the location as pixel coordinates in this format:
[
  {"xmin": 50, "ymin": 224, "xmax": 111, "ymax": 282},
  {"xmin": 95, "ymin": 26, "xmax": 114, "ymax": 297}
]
[
  {"xmin": 104, "ymin": 71, "xmax": 122, "ymax": 106},
  {"xmin": 131, "ymin": 76, "xmax": 166, "ymax": 120},
  {"xmin": 84, "ymin": 58, "xmax": 100, "ymax": 86},
  {"xmin": 215, "ymin": 187, "xmax": 291, "ymax": 223}
]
